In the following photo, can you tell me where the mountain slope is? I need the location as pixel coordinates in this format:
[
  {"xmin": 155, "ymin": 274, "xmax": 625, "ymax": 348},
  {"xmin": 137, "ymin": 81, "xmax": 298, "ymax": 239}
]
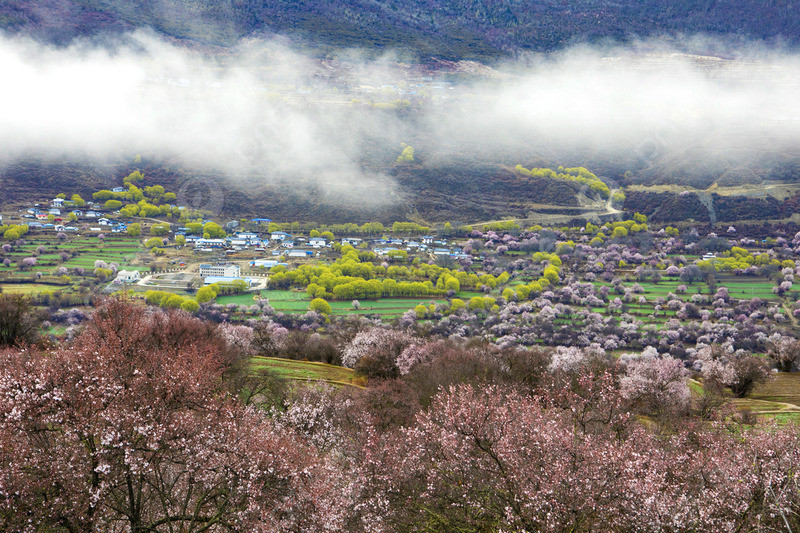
[{"xmin": 3, "ymin": 0, "xmax": 800, "ymax": 58}]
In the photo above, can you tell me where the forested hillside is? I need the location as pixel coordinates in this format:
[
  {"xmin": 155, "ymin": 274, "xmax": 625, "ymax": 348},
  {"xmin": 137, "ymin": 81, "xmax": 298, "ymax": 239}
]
[{"xmin": 3, "ymin": 0, "xmax": 800, "ymax": 57}]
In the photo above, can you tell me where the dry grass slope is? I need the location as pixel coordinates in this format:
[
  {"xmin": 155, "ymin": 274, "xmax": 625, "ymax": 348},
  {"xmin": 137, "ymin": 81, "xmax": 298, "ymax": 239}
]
[{"xmin": 732, "ymin": 372, "xmax": 800, "ymax": 421}]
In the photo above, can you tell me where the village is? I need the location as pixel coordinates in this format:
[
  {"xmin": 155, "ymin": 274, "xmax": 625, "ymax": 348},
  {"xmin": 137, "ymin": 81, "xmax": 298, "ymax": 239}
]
[
  {"xmin": 0, "ymin": 168, "xmax": 797, "ymax": 336},
  {"xmin": 0, "ymin": 186, "xmax": 475, "ymax": 305}
]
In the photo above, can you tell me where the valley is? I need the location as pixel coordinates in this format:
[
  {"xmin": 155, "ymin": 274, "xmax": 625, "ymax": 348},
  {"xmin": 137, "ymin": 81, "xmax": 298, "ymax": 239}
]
[{"xmin": 3, "ymin": 4, "xmax": 800, "ymax": 530}]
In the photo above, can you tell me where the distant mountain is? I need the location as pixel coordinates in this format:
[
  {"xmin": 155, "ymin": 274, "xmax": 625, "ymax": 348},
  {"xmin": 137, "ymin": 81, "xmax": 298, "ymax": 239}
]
[
  {"xmin": 4, "ymin": 1, "xmax": 800, "ymax": 224},
  {"xmin": 3, "ymin": 0, "xmax": 800, "ymax": 58}
]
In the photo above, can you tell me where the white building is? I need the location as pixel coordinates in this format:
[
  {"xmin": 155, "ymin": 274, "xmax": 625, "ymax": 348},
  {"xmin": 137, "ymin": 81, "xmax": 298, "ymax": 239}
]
[
  {"xmin": 113, "ymin": 270, "xmax": 141, "ymax": 283},
  {"xmin": 251, "ymin": 259, "xmax": 282, "ymax": 268},
  {"xmin": 199, "ymin": 264, "xmax": 240, "ymax": 278},
  {"xmin": 270, "ymin": 231, "xmax": 291, "ymax": 241},
  {"xmin": 194, "ymin": 238, "xmax": 226, "ymax": 248},
  {"xmin": 287, "ymin": 250, "xmax": 313, "ymax": 258}
]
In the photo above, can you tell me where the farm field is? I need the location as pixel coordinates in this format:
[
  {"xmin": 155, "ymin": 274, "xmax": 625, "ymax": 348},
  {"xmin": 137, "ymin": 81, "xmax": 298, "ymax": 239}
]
[
  {"xmin": 326, "ymin": 298, "xmax": 447, "ymax": 317},
  {"xmin": 593, "ymin": 278, "xmax": 777, "ymax": 301},
  {"xmin": 215, "ymin": 292, "xmax": 268, "ymax": 305},
  {"xmin": 219, "ymin": 289, "xmax": 451, "ymax": 317},
  {"xmin": 732, "ymin": 373, "xmax": 800, "ymax": 421},
  {"xmin": 0, "ymin": 230, "xmax": 156, "ymax": 298},
  {"xmin": 718, "ymin": 280, "xmax": 777, "ymax": 300},
  {"xmin": 250, "ymin": 356, "xmax": 363, "ymax": 387},
  {"xmin": 1, "ymin": 236, "xmax": 142, "ymax": 272},
  {"xmin": 1, "ymin": 283, "xmax": 74, "ymax": 294},
  {"xmin": 748, "ymin": 372, "xmax": 800, "ymax": 406},
  {"xmin": 61, "ymin": 245, "xmax": 142, "ymax": 270}
]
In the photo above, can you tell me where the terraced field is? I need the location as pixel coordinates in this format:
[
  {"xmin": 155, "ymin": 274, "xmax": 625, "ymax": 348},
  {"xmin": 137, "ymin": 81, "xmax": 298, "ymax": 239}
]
[{"xmin": 732, "ymin": 373, "xmax": 800, "ymax": 422}]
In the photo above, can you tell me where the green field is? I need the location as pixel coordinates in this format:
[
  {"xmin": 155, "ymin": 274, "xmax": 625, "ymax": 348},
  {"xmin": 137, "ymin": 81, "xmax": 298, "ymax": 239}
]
[
  {"xmin": 213, "ymin": 271, "xmax": 785, "ymax": 321},
  {"xmin": 2, "ymin": 237, "xmax": 143, "ymax": 272},
  {"xmin": 593, "ymin": 277, "xmax": 777, "ymax": 303},
  {"xmin": 251, "ymin": 356, "xmax": 363, "ymax": 387},
  {"xmin": 62, "ymin": 246, "xmax": 141, "ymax": 269},
  {"xmin": 1, "ymin": 283, "xmax": 73, "ymax": 294},
  {"xmin": 717, "ymin": 280, "xmax": 776, "ymax": 300},
  {"xmin": 328, "ymin": 298, "xmax": 447, "ymax": 317},
  {"xmin": 215, "ymin": 293, "xmax": 265, "ymax": 305}
]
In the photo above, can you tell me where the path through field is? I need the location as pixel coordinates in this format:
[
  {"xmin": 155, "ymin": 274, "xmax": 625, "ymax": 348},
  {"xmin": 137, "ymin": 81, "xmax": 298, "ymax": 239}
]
[
  {"xmin": 733, "ymin": 373, "xmax": 800, "ymax": 421},
  {"xmin": 605, "ymin": 188, "xmax": 623, "ymax": 216}
]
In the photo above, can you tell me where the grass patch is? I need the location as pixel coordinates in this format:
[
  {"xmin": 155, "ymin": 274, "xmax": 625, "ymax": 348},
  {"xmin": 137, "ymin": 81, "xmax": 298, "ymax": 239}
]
[
  {"xmin": 216, "ymin": 293, "xmax": 261, "ymax": 305},
  {"xmin": 251, "ymin": 356, "xmax": 363, "ymax": 388},
  {"xmin": 252, "ymin": 290, "xmax": 449, "ymax": 317},
  {"xmin": 1, "ymin": 283, "xmax": 74, "ymax": 294},
  {"xmin": 45, "ymin": 325, "xmax": 68, "ymax": 336},
  {"xmin": 765, "ymin": 412, "xmax": 800, "ymax": 423}
]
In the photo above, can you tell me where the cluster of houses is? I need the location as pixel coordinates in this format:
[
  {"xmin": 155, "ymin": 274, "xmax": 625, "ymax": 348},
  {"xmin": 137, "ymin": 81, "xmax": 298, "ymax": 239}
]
[
  {"xmin": 183, "ymin": 231, "xmax": 327, "ymax": 258},
  {"xmin": 371, "ymin": 236, "xmax": 469, "ymax": 259},
  {"xmin": 13, "ymin": 195, "xmax": 470, "ymax": 265},
  {"xmin": 183, "ymin": 229, "xmax": 470, "ymax": 261},
  {"xmin": 262, "ymin": 232, "xmax": 469, "ymax": 260},
  {"xmin": 268, "ymin": 232, "xmax": 327, "ymax": 258},
  {"xmin": 356, "ymin": 77, "xmax": 457, "ymax": 98},
  {"xmin": 184, "ymin": 232, "xmax": 269, "ymax": 253},
  {"xmin": 20, "ymin": 198, "xmax": 129, "ymax": 234}
]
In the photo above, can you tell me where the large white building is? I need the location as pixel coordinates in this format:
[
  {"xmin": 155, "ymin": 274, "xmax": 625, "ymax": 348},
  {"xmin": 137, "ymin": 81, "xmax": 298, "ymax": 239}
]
[
  {"xmin": 199, "ymin": 264, "xmax": 240, "ymax": 278},
  {"xmin": 251, "ymin": 259, "xmax": 285, "ymax": 268},
  {"xmin": 193, "ymin": 238, "xmax": 226, "ymax": 248},
  {"xmin": 113, "ymin": 270, "xmax": 141, "ymax": 284},
  {"xmin": 287, "ymin": 250, "xmax": 313, "ymax": 258}
]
